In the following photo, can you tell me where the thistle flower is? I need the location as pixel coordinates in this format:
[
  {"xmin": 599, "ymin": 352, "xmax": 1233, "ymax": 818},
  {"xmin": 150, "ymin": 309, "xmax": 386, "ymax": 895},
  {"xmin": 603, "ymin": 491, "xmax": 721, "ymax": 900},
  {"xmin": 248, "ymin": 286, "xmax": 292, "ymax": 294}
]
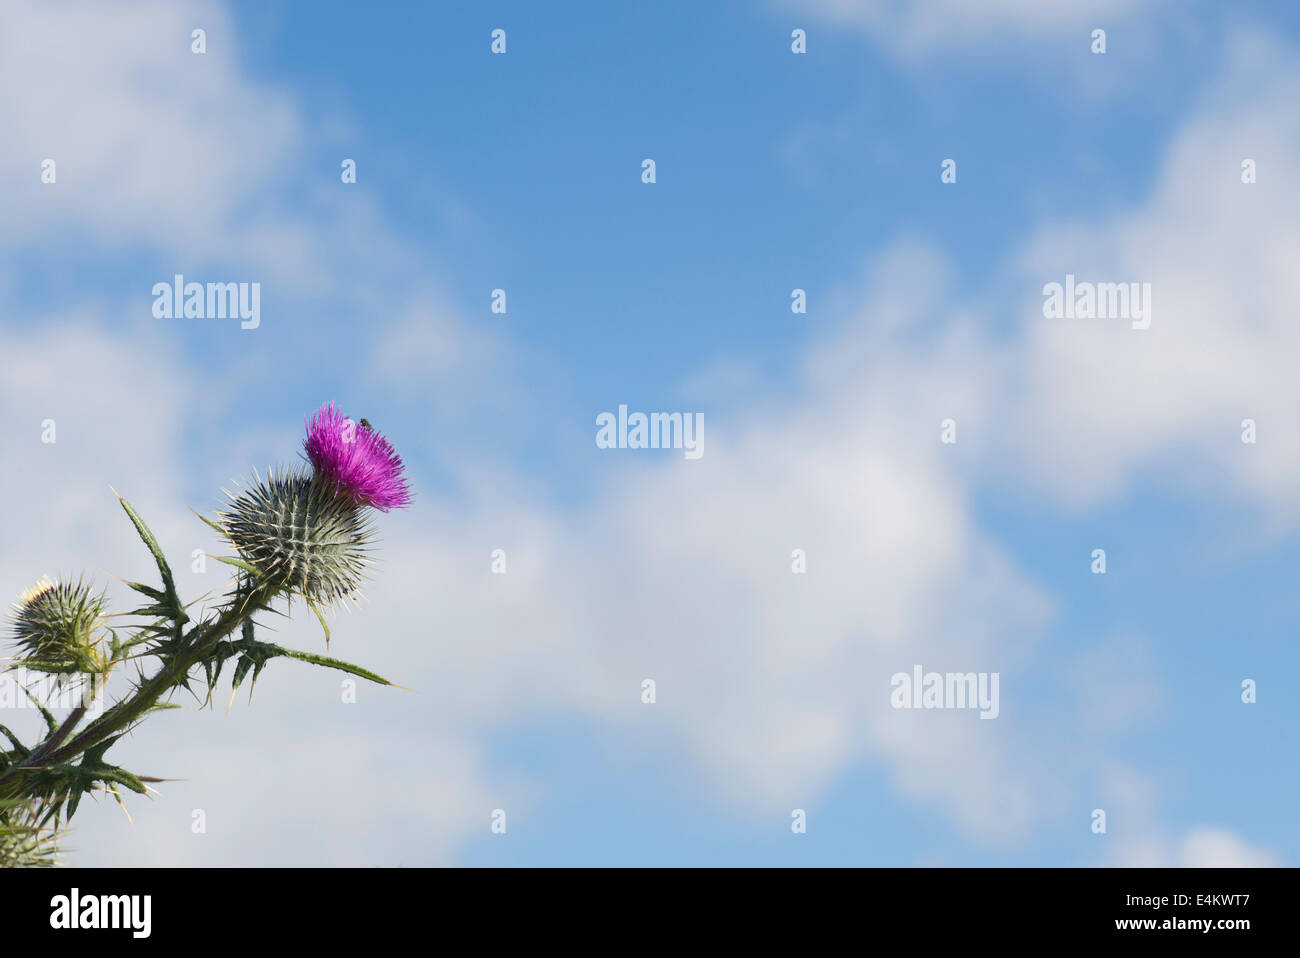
[
  {"xmin": 9, "ymin": 576, "xmax": 106, "ymax": 675},
  {"xmin": 303, "ymin": 402, "xmax": 412, "ymax": 512},
  {"xmin": 217, "ymin": 468, "xmax": 374, "ymax": 605}
]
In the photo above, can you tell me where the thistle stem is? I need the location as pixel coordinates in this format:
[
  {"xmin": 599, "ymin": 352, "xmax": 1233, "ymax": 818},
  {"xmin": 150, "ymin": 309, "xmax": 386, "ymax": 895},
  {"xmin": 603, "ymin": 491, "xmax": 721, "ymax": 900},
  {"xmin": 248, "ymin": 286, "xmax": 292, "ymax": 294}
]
[
  {"xmin": 0, "ymin": 593, "xmax": 257, "ymax": 794},
  {"xmin": 26, "ymin": 706, "xmax": 86, "ymax": 764}
]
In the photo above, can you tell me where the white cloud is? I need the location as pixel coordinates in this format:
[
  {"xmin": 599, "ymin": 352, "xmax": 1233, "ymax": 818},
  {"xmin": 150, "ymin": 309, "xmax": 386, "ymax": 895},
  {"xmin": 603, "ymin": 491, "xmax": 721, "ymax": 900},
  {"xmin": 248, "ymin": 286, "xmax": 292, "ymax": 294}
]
[
  {"xmin": 0, "ymin": 0, "xmax": 421, "ymax": 308},
  {"xmin": 1120, "ymin": 828, "xmax": 1280, "ymax": 867},
  {"xmin": 997, "ymin": 31, "xmax": 1300, "ymax": 517},
  {"xmin": 1174, "ymin": 828, "xmax": 1280, "ymax": 867},
  {"xmin": 0, "ymin": 320, "xmax": 187, "ymax": 586},
  {"xmin": 340, "ymin": 252, "xmax": 1057, "ymax": 843},
  {"xmin": 0, "ymin": 1, "xmax": 294, "ymax": 255},
  {"xmin": 68, "ymin": 717, "xmax": 506, "ymax": 867}
]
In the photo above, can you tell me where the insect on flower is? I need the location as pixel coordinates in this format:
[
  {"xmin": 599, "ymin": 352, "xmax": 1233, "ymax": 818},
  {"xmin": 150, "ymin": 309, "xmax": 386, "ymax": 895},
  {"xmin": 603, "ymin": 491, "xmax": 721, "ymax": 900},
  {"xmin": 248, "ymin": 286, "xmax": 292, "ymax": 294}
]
[{"xmin": 303, "ymin": 402, "xmax": 412, "ymax": 512}]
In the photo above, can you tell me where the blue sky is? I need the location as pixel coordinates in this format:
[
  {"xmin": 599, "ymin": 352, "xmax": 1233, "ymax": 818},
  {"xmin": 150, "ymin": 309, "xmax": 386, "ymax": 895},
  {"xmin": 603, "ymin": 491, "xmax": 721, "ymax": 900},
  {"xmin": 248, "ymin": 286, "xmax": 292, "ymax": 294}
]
[{"xmin": 2, "ymin": 0, "xmax": 1298, "ymax": 866}]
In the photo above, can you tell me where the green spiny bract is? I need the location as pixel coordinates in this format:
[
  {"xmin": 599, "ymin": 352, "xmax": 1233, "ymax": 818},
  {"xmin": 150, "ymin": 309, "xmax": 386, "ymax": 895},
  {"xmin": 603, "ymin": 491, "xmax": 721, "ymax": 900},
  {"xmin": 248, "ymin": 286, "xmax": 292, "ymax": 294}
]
[
  {"xmin": 217, "ymin": 468, "xmax": 374, "ymax": 605},
  {"xmin": 10, "ymin": 576, "xmax": 107, "ymax": 677},
  {"xmin": 0, "ymin": 802, "xmax": 60, "ymax": 868}
]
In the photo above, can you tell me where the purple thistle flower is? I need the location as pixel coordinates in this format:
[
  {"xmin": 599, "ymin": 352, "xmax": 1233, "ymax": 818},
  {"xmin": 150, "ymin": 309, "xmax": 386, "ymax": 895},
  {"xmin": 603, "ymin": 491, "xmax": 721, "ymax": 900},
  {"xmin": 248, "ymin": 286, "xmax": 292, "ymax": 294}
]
[{"xmin": 303, "ymin": 402, "xmax": 412, "ymax": 512}]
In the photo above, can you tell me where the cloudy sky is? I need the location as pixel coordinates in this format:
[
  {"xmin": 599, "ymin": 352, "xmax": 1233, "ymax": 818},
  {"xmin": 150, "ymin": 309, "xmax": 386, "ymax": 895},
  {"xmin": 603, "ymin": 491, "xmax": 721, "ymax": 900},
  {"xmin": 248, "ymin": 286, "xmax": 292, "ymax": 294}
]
[{"xmin": 2, "ymin": 0, "xmax": 1296, "ymax": 866}]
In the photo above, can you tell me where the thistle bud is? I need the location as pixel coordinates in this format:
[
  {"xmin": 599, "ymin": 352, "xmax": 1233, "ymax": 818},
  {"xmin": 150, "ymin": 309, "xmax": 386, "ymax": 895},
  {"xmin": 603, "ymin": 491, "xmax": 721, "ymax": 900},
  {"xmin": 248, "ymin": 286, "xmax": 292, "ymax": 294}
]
[
  {"xmin": 217, "ymin": 469, "xmax": 373, "ymax": 605},
  {"xmin": 0, "ymin": 803, "xmax": 59, "ymax": 868},
  {"xmin": 9, "ymin": 576, "xmax": 107, "ymax": 675}
]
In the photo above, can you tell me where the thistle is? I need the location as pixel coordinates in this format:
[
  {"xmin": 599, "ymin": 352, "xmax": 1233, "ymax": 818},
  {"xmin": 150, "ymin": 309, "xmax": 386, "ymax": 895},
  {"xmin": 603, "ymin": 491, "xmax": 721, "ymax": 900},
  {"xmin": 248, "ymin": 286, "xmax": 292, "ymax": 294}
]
[
  {"xmin": 0, "ymin": 802, "xmax": 59, "ymax": 869},
  {"xmin": 10, "ymin": 576, "xmax": 107, "ymax": 677},
  {"xmin": 0, "ymin": 403, "xmax": 410, "ymax": 867},
  {"xmin": 304, "ymin": 401, "xmax": 413, "ymax": 512},
  {"xmin": 217, "ymin": 468, "xmax": 374, "ymax": 606}
]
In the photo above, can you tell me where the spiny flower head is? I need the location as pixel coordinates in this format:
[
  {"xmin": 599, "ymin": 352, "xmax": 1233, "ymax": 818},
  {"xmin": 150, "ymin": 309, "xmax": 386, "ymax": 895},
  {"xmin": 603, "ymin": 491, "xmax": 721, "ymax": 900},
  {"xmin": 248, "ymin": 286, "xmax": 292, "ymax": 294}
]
[
  {"xmin": 303, "ymin": 402, "xmax": 412, "ymax": 512},
  {"xmin": 0, "ymin": 802, "xmax": 60, "ymax": 868},
  {"xmin": 9, "ymin": 576, "xmax": 107, "ymax": 674},
  {"xmin": 217, "ymin": 468, "xmax": 374, "ymax": 606}
]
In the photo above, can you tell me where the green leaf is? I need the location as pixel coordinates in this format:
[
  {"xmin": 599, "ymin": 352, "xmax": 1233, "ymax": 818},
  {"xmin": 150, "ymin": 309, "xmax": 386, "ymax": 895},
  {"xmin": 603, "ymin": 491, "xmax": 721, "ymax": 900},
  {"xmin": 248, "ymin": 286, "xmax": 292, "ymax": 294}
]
[
  {"xmin": 0, "ymin": 725, "xmax": 29, "ymax": 757},
  {"xmin": 230, "ymin": 655, "xmax": 256, "ymax": 696},
  {"xmin": 117, "ymin": 494, "xmax": 189, "ymax": 625},
  {"xmin": 227, "ymin": 625, "xmax": 283, "ymax": 704},
  {"xmin": 125, "ymin": 602, "xmax": 180, "ymax": 619},
  {"xmin": 214, "ymin": 555, "xmax": 262, "ymax": 578},
  {"xmin": 16, "ymin": 684, "xmax": 59, "ymax": 737},
  {"xmin": 99, "ymin": 767, "xmax": 147, "ymax": 795},
  {"xmin": 118, "ymin": 496, "xmax": 176, "ymax": 595},
  {"xmin": 125, "ymin": 581, "xmax": 166, "ymax": 601},
  {"xmin": 193, "ymin": 510, "xmax": 227, "ymax": 536},
  {"xmin": 306, "ymin": 597, "xmax": 331, "ymax": 647},
  {"xmin": 220, "ymin": 620, "xmax": 399, "ymax": 702},
  {"xmin": 13, "ymin": 659, "xmax": 79, "ymax": 674},
  {"xmin": 57, "ymin": 734, "xmax": 151, "ymax": 823},
  {"xmin": 276, "ymin": 647, "xmax": 396, "ymax": 687}
]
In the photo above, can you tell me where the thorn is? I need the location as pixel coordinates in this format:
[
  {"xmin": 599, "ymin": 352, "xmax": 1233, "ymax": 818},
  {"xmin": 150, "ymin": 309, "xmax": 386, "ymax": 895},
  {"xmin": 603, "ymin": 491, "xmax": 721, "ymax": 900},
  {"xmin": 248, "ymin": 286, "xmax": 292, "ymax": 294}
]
[{"xmin": 113, "ymin": 789, "xmax": 133, "ymax": 824}]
